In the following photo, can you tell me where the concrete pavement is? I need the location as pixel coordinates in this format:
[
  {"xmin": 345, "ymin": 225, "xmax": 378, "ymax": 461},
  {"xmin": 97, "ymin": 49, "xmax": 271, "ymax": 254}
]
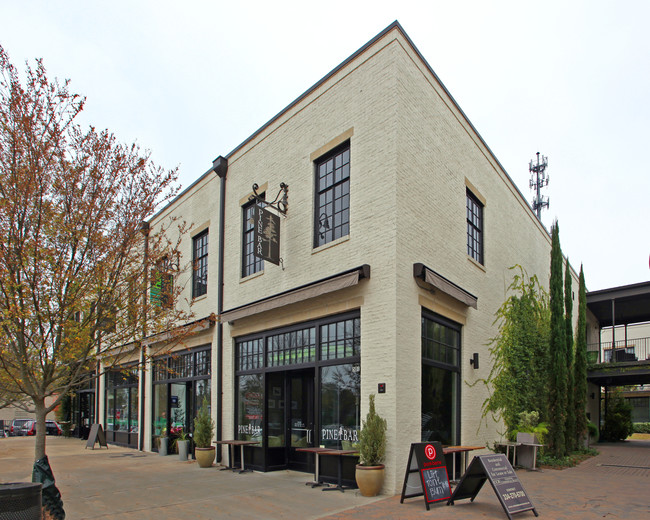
[{"xmin": 1, "ymin": 436, "xmax": 649, "ymax": 519}]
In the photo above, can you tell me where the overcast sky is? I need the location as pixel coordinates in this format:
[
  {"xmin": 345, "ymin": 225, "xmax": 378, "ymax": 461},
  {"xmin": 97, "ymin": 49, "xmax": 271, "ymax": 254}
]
[{"xmin": 2, "ymin": 0, "xmax": 648, "ymax": 292}]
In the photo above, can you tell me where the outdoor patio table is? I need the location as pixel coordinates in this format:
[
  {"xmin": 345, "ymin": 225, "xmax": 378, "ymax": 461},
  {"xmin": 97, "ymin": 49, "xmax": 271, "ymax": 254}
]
[
  {"xmin": 319, "ymin": 449, "xmax": 359, "ymax": 492},
  {"xmin": 443, "ymin": 445, "xmax": 485, "ymax": 482},
  {"xmin": 494, "ymin": 441, "xmax": 521, "ymax": 467},
  {"xmin": 215, "ymin": 440, "xmax": 260, "ymax": 473},
  {"xmin": 296, "ymin": 447, "xmax": 335, "ymax": 487}
]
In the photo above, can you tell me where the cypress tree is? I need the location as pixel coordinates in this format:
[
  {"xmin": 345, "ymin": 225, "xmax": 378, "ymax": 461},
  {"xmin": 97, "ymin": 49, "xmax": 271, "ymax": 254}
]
[
  {"xmin": 574, "ymin": 265, "xmax": 589, "ymax": 447},
  {"xmin": 564, "ymin": 258, "xmax": 575, "ymax": 452},
  {"xmin": 548, "ymin": 222, "xmax": 567, "ymax": 457}
]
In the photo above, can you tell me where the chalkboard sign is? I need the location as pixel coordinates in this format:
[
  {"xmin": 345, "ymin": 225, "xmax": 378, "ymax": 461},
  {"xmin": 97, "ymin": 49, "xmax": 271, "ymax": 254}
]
[
  {"xmin": 400, "ymin": 442, "xmax": 451, "ymax": 510},
  {"xmin": 85, "ymin": 423, "xmax": 108, "ymax": 450},
  {"xmin": 448, "ymin": 454, "xmax": 537, "ymax": 519}
]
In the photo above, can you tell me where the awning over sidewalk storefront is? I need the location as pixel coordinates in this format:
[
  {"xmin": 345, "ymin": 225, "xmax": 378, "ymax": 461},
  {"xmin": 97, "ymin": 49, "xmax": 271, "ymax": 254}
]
[
  {"xmin": 220, "ymin": 265, "xmax": 370, "ymax": 324},
  {"xmin": 413, "ymin": 263, "xmax": 478, "ymax": 309}
]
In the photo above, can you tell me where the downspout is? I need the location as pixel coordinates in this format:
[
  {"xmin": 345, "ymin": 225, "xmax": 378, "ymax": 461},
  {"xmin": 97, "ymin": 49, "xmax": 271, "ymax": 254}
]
[
  {"xmin": 139, "ymin": 221, "xmax": 150, "ymax": 451},
  {"xmin": 212, "ymin": 156, "xmax": 228, "ymax": 463}
]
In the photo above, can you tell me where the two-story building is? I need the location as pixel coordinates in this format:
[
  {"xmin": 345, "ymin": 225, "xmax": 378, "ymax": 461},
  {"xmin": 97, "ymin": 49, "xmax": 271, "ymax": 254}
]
[{"xmin": 98, "ymin": 21, "xmax": 585, "ymax": 494}]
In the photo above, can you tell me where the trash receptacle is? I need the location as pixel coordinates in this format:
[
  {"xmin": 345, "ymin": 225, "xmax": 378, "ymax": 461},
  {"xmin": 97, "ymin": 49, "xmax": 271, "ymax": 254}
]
[{"xmin": 0, "ymin": 482, "xmax": 42, "ymax": 520}]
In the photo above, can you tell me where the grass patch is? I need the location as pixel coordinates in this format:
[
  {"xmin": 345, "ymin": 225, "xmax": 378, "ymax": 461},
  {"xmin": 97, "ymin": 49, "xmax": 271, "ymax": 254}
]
[{"xmin": 538, "ymin": 448, "xmax": 598, "ymax": 469}]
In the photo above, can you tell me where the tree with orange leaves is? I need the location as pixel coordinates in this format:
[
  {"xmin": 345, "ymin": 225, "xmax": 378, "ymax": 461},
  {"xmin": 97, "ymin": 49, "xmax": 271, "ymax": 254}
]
[{"xmin": 0, "ymin": 44, "xmax": 189, "ymax": 463}]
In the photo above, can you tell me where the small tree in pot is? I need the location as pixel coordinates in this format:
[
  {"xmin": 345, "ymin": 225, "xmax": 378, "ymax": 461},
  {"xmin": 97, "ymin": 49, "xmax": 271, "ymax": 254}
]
[
  {"xmin": 355, "ymin": 394, "xmax": 387, "ymax": 496},
  {"xmin": 193, "ymin": 398, "xmax": 215, "ymax": 468}
]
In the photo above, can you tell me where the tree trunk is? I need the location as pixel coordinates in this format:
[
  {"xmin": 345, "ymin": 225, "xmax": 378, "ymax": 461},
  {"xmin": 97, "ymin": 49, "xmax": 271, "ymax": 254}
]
[{"xmin": 34, "ymin": 397, "xmax": 47, "ymax": 461}]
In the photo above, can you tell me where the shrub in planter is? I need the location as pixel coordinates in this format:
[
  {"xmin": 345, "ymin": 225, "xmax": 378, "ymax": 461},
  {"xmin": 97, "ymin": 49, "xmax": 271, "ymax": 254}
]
[
  {"xmin": 194, "ymin": 398, "xmax": 215, "ymax": 468},
  {"xmin": 355, "ymin": 394, "xmax": 387, "ymax": 497}
]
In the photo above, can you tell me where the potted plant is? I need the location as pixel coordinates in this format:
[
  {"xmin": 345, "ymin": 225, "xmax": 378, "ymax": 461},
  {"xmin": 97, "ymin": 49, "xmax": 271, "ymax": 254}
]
[
  {"xmin": 355, "ymin": 394, "xmax": 387, "ymax": 496},
  {"xmin": 158, "ymin": 428, "xmax": 169, "ymax": 456},
  {"xmin": 193, "ymin": 398, "xmax": 215, "ymax": 468},
  {"xmin": 173, "ymin": 428, "xmax": 190, "ymax": 461}
]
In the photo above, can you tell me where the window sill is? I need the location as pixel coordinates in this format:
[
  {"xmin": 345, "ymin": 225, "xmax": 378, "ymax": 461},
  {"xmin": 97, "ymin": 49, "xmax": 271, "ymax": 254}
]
[
  {"xmin": 467, "ymin": 255, "xmax": 486, "ymax": 272},
  {"xmin": 240, "ymin": 270, "xmax": 264, "ymax": 283},
  {"xmin": 312, "ymin": 235, "xmax": 350, "ymax": 255},
  {"xmin": 192, "ymin": 294, "xmax": 208, "ymax": 303}
]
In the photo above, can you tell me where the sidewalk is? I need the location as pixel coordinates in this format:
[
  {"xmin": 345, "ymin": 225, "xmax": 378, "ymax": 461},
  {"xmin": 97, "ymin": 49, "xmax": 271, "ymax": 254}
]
[{"xmin": 1, "ymin": 437, "xmax": 649, "ymax": 519}]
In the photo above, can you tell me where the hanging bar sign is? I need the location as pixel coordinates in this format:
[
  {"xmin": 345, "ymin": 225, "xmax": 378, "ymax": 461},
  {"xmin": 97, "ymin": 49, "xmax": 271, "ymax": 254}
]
[{"xmin": 253, "ymin": 205, "xmax": 280, "ymax": 265}]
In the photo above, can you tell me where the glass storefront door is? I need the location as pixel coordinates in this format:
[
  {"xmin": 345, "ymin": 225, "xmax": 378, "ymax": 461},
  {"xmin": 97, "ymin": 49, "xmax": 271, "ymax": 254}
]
[
  {"xmin": 288, "ymin": 370, "xmax": 314, "ymax": 471},
  {"xmin": 152, "ymin": 346, "xmax": 211, "ymax": 452},
  {"xmin": 170, "ymin": 383, "xmax": 188, "ymax": 434},
  {"xmin": 78, "ymin": 391, "xmax": 95, "ymax": 440},
  {"xmin": 261, "ymin": 370, "xmax": 314, "ymax": 470}
]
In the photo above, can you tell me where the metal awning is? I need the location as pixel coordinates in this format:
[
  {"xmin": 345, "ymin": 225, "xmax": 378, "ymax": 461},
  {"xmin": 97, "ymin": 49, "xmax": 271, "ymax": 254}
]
[
  {"xmin": 587, "ymin": 281, "xmax": 650, "ymax": 327},
  {"xmin": 220, "ymin": 265, "xmax": 370, "ymax": 324},
  {"xmin": 141, "ymin": 315, "xmax": 215, "ymax": 347},
  {"xmin": 413, "ymin": 263, "xmax": 478, "ymax": 309}
]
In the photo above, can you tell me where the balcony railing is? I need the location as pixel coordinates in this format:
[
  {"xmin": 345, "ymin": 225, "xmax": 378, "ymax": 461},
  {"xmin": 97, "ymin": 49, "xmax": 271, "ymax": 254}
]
[{"xmin": 587, "ymin": 337, "xmax": 650, "ymax": 364}]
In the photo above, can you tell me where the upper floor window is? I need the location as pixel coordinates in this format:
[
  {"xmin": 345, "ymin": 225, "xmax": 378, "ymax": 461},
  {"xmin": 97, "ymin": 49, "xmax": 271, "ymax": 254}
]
[
  {"xmin": 150, "ymin": 259, "xmax": 173, "ymax": 309},
  {"xmin": 242, "ymin": 200, "xmax": 264, "ymax": 277},
  {"xmin": 314, "ymin": 143, "xmax": 350, "ymax": 247},
  {"xmin": 466, "ymin": 190, "xmax": 483, "ymax": 264},
  {"xmin": 192, "ymin": 230, "xmax": 208, "ymax": 298}
]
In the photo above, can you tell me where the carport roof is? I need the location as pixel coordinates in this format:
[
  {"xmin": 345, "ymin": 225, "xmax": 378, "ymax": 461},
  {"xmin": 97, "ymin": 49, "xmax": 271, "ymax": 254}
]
[{"xmin": 587, "ymin": 280, "xmax": 650, "ymax": 328}]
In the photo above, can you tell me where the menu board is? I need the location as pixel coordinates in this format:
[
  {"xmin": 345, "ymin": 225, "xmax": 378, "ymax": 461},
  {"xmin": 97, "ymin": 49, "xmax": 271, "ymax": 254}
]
[
  {"xmin": 400, "ymin": 442, "xmax": 451, "ymax": 510},
  {"xmin": 85, "ymin": 423, "xmax": 108, "ymax": 450},
  {"xmin": 448, "ymin": 454, "xmax": 538, "ymax": 519}
]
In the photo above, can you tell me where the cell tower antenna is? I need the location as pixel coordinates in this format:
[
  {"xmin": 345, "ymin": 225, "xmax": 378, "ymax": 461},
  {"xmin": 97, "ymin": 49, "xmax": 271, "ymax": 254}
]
[{"xmin": 529, "ymin": 152, "xmax": 549, "ymax": 219}]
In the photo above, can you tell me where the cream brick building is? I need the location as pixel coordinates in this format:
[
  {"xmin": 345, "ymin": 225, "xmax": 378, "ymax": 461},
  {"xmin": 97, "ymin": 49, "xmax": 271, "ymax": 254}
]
[{"xmin": 98, "ymin": 22, "xmax": 588, "ymax": 494}]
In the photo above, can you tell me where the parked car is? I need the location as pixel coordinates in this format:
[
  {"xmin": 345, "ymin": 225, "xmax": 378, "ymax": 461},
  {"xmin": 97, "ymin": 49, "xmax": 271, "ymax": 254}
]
[
  {"xmin": 9, "ymin": 419, "xmax": 30, "ymax": 436},
  {"xmin": 23, "ymin": 420, "xmax": 62, "ymax": 436}
]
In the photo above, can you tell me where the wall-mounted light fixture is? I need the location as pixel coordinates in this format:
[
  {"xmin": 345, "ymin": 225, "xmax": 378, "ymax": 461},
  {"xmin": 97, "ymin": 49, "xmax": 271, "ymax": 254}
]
[
  {"xmin": 590, "ymin": 392, "xmax": 595, "ymax": 400},
  {"xmin": 469, "ymin": 353, "xmax": 479, "ymax": 369}
]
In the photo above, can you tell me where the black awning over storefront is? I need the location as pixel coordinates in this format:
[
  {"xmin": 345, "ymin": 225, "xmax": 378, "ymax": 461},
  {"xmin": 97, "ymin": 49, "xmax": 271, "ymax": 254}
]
[
  {"xmin": 220, "ymin": 265, "xmax": 370, "ymax": 324},
  {"xmin": 413, "ymin": 263, "xmax": 478, "ymax": 309}
]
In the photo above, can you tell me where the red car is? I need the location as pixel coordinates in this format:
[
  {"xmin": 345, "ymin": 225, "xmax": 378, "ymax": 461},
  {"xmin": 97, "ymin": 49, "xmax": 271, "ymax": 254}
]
[{"xmin": 23, "ymin": 420, "xmax": 62, "ymax": 436}]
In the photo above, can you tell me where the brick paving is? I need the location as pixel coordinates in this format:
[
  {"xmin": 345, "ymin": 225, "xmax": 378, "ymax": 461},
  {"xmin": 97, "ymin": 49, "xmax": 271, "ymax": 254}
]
[{"xmin": 1, "ymin": 437, "xmax": 649, "ymax": 519}]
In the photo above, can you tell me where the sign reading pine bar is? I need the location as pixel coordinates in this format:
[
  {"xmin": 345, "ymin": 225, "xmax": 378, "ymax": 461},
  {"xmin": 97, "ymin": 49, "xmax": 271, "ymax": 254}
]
[
  {"xmin": 220, "ymin": 265, "xmax": 371, "ymax": 323},
  {"xmin": 253, "ymin": 204, "xmax": 281, "ymax": 265}
]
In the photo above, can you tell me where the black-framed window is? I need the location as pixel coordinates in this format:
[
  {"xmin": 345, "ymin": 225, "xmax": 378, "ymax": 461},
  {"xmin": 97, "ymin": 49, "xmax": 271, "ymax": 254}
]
[
  {"xmin": 152, "ymin": 347, "xmax": 211, "ymax": 448},
  {"xmin": 242, "ymin": 200, "xmax": 264, "ymax": 277},
  {"xmin": 105, "ymin": 366, "xmax": 139, "ymax": 447},
  {"xmin": 237, "ymin": 338, "xmax": 264, "ymax": 372},
  {"xmin": 150, "ymin": 268, "xmax": 173, "ymax": 309},
  {"xmin": 320, "ymin": 363, "xmax": 360, "ymax": 449},
  {"xmin": 192, "ymin": 230, "xmax": 208, "ymax": 298},
  {"xmin": 235, "ymin": 312, "xmax": 361, "ymax": 451},
  {"xmin": 153, "ymin": 348, "xmax": 212, "ymax": 383},
  {"xmin": 314, "ymin": 142, "xmax": 350, "ymax": 247},
  {"xmin": 466, "ymin": 190, "xmax": 483, "ymax": 264},
  {"xmin": 421, "ymin": 311, "xmax": 461, "ymax": 446},
  {"xmin": 267, "ymin": 327, "xmax": 317, "ymax": 368}
]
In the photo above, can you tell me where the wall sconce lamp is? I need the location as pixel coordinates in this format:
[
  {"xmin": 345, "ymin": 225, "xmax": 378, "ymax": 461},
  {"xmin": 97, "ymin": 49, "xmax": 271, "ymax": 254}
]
[
  {"xmin": 590, "ymin": 392, "xmax": 595, "ymax": 400},
  {"xmin": 469, "ymin": 353, "xmax": 479, "ymax": 369}
]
